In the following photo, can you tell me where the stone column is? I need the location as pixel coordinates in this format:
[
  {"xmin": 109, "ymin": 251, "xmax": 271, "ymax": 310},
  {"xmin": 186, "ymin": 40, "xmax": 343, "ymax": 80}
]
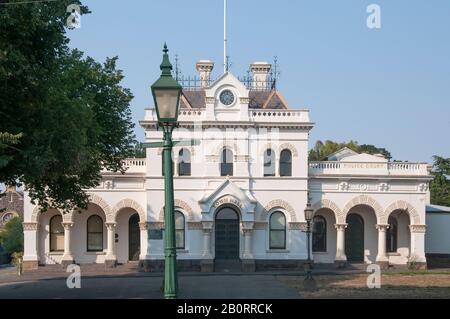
[
  {"xmin": 105, "ymin": 222, "xmax": 117, "ymax": 268},
  {"xmin": 61, "ymin": 222, "xmax": 75, "ymax": 267},
  {"xmin": 242, "ymin": 222, "xmax": 255, "ymax": 273},
  {"xmin": 243, "ymin": 229, "xmax": 254, "ymax": 259},
  {"xmin": 22, "ymin": 222, "xmax": 40, "ymax": 271},
  {"xmin": 335, "ymin": 224, "xmax": 347, "ymax": 268},
  {"xmin": 376, "ymin": 224, "xmax": 389, "ymax": 269},
  {"xmin": 200, "ymin": 221, "xmax": 213, "ymax": 272},
  {"xmin": 409, "ymin": 225, "xmax": 428, "ymax": 269},
  {"xmin": 139, "ymin": 222, "xmax": 149, "ymax": 261}
]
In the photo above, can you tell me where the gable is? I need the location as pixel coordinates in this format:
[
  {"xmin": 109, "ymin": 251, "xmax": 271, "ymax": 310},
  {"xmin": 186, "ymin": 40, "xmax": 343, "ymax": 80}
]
[
  {"xmin": 327, "ymin": 147, "xmax": 359, "ymax": 161},
  {"xmin": 341, "ymin": 153, "xmax": 388, "ymax": 162}
]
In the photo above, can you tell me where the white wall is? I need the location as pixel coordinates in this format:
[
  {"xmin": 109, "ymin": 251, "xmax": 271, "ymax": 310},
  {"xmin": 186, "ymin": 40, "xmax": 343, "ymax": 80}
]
[{"xmin": 426, "ymin": 213, "xmax": 450, "ymax": 254}]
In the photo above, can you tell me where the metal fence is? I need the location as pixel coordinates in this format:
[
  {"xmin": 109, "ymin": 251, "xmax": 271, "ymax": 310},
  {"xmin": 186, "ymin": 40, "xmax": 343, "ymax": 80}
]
[{"xmin": 176, "ymin": 74, "xmax": 277, "ymax": 91}]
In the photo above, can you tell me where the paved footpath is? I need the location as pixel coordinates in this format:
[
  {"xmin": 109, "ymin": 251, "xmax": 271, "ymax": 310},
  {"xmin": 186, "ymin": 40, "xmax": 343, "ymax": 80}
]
[
  {"xmin": 0, "ymin": 263, "xmax": 372, "ymax": 299},
  {"xmin": 0, "ymin": 274, "xmax": 300, "ymax": 299}
]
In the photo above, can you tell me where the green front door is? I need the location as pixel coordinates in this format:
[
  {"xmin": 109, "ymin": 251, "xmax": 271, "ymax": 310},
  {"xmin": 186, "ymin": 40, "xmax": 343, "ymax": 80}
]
[
  {"xmin": 345, "ymin": 214, "xmax": 364, "ymax": 262},
  {"xmin": 128, "ymin": 214, "xmax": 140, "ymax": 261},
  {"xmin": 215, "ymin": 208, "xmax": 240, "ymax": 260}
]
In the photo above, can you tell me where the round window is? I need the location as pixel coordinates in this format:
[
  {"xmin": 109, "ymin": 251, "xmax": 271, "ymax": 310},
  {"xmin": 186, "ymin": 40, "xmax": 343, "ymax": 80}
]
[
  {"xmin": 219, "ymin": 89, "xmax": 235, "ymax": 106},
  {"xmin": 2, "ymin": 213, "xmax": 14, "ymax": 224}
]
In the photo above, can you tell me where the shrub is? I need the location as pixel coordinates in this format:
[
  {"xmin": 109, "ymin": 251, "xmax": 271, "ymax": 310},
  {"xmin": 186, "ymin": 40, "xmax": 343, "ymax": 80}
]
[{"xmin": 0, "ymin": 217, "xmax": 24, "ymax": 257}]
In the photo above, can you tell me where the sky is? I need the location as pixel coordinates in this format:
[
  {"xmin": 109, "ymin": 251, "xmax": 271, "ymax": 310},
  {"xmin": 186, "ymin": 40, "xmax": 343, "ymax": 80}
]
[{"xmin": 66, "ymin": 0, "xmax": 450, "ymax": 163}]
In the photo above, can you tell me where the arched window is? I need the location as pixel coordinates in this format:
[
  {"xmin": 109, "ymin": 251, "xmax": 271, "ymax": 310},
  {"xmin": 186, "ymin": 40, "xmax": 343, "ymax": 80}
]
[
  {"xmin": 264, "ymin": 149, "xmax": 276, "ymax": 177},
  {"xmin": 386, "ymin": 216, "xmax": 398, "ymax": 253},
  {"xmin": 280, "ymin": 149, "xmax": 292, "ymax": 177},
  {"xmin": 175, "ymin": 211, "xmax": 185, "ymax": 250},
  {"xmin": 50, "ymin": 215, "xmax": 64, "ymax": 252},
  {"xmin": 87, "ymin": 215, "xmax": 103, "ymax": 252},
  {"xmin": 178, "ymin": 148, "xmax": 191, "ymax": 176},
  {"xmin": 162, "ymin": 151, "xmax": 174, "ymax": 176},
  {"xmin": 312, "ymin": 216, "xmax": 327, "ymax": 252},
  {"xmin": 220, "ymin": 148, "xmax": 234, "ymax": 176},
  {"xmin": 270, "ymin": 211, "xmax": 286, "ymax": 249}
]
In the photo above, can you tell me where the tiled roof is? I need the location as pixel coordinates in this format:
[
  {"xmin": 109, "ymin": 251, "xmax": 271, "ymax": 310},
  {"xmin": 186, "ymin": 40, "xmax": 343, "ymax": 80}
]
[
  {"xmin": 180, "ymin": 89, "xmax": 289, "ymax": 109},
  {"xmin": 181, "ymin": 90, "xmax": 206, "ymax": 109}
]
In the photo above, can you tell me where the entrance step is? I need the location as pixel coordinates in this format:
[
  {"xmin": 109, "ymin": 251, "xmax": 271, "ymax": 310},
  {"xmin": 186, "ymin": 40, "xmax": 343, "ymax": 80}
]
[{"xmin": 214, "ymin": 260, "xmax": 242, "ymax": 273}]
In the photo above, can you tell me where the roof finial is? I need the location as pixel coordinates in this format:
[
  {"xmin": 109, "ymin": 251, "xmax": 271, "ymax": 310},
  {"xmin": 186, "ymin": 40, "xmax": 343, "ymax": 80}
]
[{"xmin": 160, "ymin": 43, "xmax": 173, "ymax": 75}]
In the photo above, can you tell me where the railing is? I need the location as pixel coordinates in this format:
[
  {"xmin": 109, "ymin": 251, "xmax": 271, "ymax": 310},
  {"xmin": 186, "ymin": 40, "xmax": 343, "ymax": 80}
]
[
  {"xmin": 249, "ymin": 109, "xmax": 310, "ymax": 122},
  {"xmin": 177, "ymin": 75, "xmax": 276, "ymax": 91},
  {"xmin": 124, "ymin": 158, "xmax": 146, "ymax": 173},
  {"xmin": 143, "ymin": 108, "xmax": 311, "ymax": 124},
  {"xmin": 309, "ymin": 161, "xmax": 430, "ymax": 176},
  {"xmin": 102, "ymin": 158, "xmax": 146, "ymax": 174}
]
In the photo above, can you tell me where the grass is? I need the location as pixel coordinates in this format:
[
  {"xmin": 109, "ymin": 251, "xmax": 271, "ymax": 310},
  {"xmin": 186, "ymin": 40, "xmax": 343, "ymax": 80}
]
[{"xmin": 279, "ymin": 273, "xmax": 450, "ymax": 299}]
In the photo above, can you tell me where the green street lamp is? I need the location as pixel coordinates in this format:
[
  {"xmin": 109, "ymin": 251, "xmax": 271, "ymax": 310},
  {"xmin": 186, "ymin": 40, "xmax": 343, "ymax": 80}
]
[
  {"xmin": 303, "ymin": 201, "xmax": 317, "ymax": 291},
  {"xmin": 151, "ymin": 43, "xmax": 182, "ymax": 299}
]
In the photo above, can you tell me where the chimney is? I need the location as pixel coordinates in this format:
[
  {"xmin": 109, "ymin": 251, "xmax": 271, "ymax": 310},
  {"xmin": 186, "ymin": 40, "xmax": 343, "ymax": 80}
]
[
  {"xmin": 250, "ymin": 62, "xmax": 271, "ymax": 90},
  {"xmin": 196, "ymin": 60, "xmax": 214, "ymax": 88}
]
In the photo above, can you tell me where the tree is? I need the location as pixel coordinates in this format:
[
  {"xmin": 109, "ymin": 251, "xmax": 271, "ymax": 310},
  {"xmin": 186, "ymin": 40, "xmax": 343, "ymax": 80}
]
[
  {"xmin": 308, "ymin": 140, "xmax": 390, "ymax": 161},
  {"xmin": 131, "ymin": 142, "xmax": 146, "ymax": 159},
  {"xmin": 430, "ymin": 156, "xmax": 450, "ymax": 207},
  {"xmin": 0, "ymin": 217, "xmax": 24, "ymax": 255},
  {"xmin": 0, "ymin": 1, "xmax": 135, "ymax": 212},
  {"xmin": 0, "ymin": 132, "xmax": 22, "ymax": 169}
]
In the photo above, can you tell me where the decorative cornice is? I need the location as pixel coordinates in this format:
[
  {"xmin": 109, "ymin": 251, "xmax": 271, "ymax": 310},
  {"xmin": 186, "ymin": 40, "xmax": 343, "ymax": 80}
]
[
  {"xmin": 105, "ymin": 222, "xmax": 117, "ymax": 230},
  {"xmin": 376, "ymin": 224, "xmax": 390, "ymax": 231},
  {"xmin": 278, "ymin": 143, "xmax": 299, "ymax": 158},
  {"xmin": 409, "ymin": 224, "xmax": 427, "ymax": 233},
  {"xmin": 22, "ymin": 222, "xmax": 39, "ymax": 231},
  {"xmin": 262, "ymin": 199, "xmax": 297, "ymax": 222},
  {"xmin": 205, "ymin": 97, "xmax": 216, "ymax": 104},
  {"xmin": 240, "ymin": 97, "xmax": 250, "ymax": 104},
  {"xmin": 335, "ymin": 223, "xmax": 348, "ymax": 231},
  {"xmin": 289, "ymin": 222, "xmax": 307, "ymax": 231},
  {"xmin": 148, "ymin": 222, "xmax": 164, "ymax": 230},
  {"xmin": 62, "ymin": 222, "xmax": 74, "ymax": 229},
  {"xmin": 253, "ymin": 222, "xmax": 268, "ymax": 230},
  {"xmin": 187, "ymin": 222, "xmax": 203, "ymax": 230},
  {"xmin": 159, "ymin": 199, "xmax": 195, "ymax": 222},
  {"xmin": 241, "ymin": 221, "xmax": 254, "ymax": 230}
]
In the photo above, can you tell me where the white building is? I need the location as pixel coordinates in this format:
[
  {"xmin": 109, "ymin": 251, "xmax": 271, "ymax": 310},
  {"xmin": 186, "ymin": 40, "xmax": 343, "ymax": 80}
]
[{"xmin": 22, "ymin": 60, "xmax": 433, "ymax": 271}]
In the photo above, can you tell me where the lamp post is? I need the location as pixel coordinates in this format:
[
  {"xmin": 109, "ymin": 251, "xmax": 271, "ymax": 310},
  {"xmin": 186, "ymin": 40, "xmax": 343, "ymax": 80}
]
[
  {"xmin": 304, "ymin": 202, "xmax": 316, "ymax": 290},
  {"xmin": 151, "ymin": 43, "xmax": 182, "ymax": 299}
]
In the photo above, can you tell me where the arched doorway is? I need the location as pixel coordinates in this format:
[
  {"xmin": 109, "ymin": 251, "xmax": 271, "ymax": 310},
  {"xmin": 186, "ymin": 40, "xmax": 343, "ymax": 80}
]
[
  {"xmin": 215, "ymin": 207, "xmax": 240, "ymax": 261},
  {"xmin": 128, "ymin": 214, "xmax": 140, "ymax": 261},
  {"xmin": 345, "ymin": 214, "xmax": 364, "ymax": 262}
]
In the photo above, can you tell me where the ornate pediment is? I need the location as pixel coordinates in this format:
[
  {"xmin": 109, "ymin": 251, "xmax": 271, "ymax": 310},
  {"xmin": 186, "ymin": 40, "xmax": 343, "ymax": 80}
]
[{"xmin": 199, "ymin": 178, "xmax": 257, "ymax": 220}]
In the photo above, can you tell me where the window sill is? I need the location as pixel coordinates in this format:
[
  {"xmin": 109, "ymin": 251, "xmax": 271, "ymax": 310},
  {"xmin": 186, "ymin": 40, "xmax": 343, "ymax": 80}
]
[
  {"xmin": 86, "ymin": 251, "xmax": 106, "ymax": 255},
  {"xmin": 312, "ymin": 251, "xmax": 328, "ymax": 255},
  {"xmin": 266, "ymin": 249, "xmax": 290, "ymax": 254},
  {"xmin": 387, "ymin": 252, "xmax": 401, "ymax": 256},
  {"xmin": 48, "ymin": 252, "xmax": 63, "ymax": 255}
]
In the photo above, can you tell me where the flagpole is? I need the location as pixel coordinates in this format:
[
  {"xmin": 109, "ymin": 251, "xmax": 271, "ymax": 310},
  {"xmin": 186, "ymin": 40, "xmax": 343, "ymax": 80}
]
[{"xmin": 224, "ymin": 0, "xmax": 227, "ymax": 73}]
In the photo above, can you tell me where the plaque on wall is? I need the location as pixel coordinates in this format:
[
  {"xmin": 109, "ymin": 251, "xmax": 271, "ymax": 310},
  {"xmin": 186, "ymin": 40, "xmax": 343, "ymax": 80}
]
[{"xmin": 148, "ymin": 229, "xmax": 163, "ymax": 240}]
